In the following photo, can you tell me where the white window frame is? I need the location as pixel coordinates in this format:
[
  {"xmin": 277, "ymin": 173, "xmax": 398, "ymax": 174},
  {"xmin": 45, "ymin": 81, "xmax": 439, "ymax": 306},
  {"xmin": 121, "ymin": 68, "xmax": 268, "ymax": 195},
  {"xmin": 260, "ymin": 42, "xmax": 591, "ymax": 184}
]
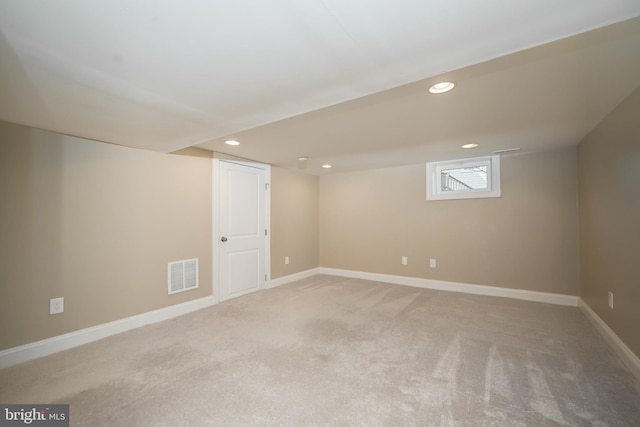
[{"xmin": 426, "ymin": 155, "xmax": 501, "ymax": 201}]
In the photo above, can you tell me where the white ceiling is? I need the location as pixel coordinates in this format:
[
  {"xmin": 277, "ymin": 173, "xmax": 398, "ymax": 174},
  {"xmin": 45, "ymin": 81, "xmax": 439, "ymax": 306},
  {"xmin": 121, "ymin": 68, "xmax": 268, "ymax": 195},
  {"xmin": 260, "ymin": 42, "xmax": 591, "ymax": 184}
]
[{"xmin": 1, "ymin": 1, "xmax": 639, "ymax": 174}]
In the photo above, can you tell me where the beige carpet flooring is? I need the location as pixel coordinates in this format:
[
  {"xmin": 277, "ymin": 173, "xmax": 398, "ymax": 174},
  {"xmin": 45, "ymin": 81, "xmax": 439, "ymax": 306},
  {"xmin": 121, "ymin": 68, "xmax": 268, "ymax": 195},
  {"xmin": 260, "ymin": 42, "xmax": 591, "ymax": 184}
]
[{"xmin": 1, "ymin": 275, "xmax": 639, "ymax": 426}]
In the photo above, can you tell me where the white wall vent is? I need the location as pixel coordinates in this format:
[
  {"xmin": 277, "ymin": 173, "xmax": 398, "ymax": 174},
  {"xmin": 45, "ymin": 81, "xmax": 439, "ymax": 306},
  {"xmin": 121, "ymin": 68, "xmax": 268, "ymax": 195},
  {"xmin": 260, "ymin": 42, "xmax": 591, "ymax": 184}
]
[{"xmin": 168, "ymin": 258, "xmax": 199, "ymax": 295}]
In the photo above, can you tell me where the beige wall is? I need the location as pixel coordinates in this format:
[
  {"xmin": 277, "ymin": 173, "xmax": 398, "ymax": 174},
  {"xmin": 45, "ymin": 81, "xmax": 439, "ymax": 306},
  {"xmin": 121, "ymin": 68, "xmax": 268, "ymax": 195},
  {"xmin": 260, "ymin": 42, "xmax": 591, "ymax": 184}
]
[
  {"xmin": 578, "ymin": 87, "xmax": 640, "ymax": 358},
  {"xmin": 271, "ymin": 167, "xmax": 319, "ymax": 278},
  {"xmin": 319, "ymin": 148, "xmax": 579, "ymax": 295},
  {"xmin": 0, "ymin": 121, "xmax": 212, "ymax": 350}
]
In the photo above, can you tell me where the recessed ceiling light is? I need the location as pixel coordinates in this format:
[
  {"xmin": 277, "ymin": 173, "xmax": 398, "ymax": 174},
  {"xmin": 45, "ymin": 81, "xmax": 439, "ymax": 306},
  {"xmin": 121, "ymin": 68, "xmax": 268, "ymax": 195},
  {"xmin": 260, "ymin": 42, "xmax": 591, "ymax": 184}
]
[
  {"xmin": 429, "ymin": 81, "xmax": 455, "ymax": 94},
  {"xmin": 298, "ymin": 156, "xmax": 309, "ymax": 161},
  {"xmin": 462, "ymin": 143, "xmax": 479, "ymax": 149},
  {"xmin": 321, "ymin": 164, "xmax": 332, "ymax": 169},
  {"xmin": 225, "ymin": 140, "xmax": 240, "ymax": 146}
]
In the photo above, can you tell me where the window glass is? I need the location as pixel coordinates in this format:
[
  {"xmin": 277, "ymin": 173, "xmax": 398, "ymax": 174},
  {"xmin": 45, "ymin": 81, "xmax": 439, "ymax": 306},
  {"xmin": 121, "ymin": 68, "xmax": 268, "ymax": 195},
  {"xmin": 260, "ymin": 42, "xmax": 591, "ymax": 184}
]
[{"xmin": 440, "ymin": 165, "xmax": 488, "ymax": 191}]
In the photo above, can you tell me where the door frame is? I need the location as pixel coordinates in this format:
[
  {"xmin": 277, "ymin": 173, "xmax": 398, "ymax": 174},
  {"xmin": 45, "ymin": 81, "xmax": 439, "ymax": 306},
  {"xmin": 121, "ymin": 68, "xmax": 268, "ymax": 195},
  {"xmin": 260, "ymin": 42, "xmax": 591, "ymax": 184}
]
[{"xmin": 212, "ymin": 156, "xmax": 271, "ymax": 303}]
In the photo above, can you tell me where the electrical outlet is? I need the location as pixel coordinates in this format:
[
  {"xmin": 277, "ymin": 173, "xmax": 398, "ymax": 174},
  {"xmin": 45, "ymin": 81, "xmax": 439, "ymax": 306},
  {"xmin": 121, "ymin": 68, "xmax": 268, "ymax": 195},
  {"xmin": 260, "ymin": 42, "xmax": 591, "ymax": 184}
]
[
  {"xmin": 50, "ymin": 297, "xmax": 64, "ymax": 315},
  {"xmin": 608, "ymin": 292, "xmax": 613, "ymax": 309},
  {"xmin": 285, "ymin": 256, "xmax": 289, "ymax": 265},
  {"xmin": 430, "ymin": 258, "xmax": 436, "ymax": 268},
  {"xmin": 402, "ymin": 256, "xmax": 408, "ymax": 265}
]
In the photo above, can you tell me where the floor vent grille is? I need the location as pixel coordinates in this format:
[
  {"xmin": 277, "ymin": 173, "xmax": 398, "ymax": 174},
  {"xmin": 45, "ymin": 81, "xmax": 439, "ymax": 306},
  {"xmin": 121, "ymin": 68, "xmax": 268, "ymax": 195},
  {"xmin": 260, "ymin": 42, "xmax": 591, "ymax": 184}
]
[{"xmin": 168, "ymin": 258, "xmax": 199, "ymax": 295}]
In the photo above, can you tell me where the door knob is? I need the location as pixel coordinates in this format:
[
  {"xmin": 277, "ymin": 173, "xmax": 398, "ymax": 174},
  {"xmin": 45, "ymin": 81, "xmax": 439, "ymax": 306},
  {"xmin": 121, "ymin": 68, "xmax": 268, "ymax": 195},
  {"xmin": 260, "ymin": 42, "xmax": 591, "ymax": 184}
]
[{"xmin": 221, "ymin": 236, "xmax": 228, "ymax": 242}]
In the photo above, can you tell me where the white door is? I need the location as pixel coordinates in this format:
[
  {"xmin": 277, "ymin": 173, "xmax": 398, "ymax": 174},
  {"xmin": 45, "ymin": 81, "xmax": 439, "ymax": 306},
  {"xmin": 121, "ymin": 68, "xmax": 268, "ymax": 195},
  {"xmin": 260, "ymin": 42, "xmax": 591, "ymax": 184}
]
[{"xmin": 215, "ymin": 159, "xmax": 270, "ymax": 302}]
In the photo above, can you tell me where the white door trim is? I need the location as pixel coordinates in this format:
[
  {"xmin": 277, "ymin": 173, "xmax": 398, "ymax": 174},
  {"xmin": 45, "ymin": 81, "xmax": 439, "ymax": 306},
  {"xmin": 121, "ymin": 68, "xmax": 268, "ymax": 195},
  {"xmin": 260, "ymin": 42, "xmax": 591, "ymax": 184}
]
[{"xmin": 212, "ymin": 158, "xmax": 270, "ymax": 303}]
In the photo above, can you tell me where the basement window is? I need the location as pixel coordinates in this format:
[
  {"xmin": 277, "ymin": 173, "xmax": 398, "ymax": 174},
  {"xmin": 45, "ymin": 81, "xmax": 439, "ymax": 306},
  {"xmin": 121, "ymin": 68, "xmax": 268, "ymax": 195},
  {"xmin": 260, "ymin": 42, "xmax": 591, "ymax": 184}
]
[{"xmin": 426, "ymin": 155, "xmax": 501, "ymax": 200}]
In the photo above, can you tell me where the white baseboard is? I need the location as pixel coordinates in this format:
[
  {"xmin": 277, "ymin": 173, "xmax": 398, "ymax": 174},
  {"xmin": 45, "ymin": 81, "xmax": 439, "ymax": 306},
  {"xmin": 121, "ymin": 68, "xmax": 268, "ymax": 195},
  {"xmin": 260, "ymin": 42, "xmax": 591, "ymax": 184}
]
[
  {"xmin": 0, "ymin": 296, "xmax": 216, "ymax": 370},
  {"xmin": 268, "ymin": 268, "xmax": 321, "ymax": 289},
  {"xmin": 319, "ymin": 268, "xmax": 578, "ymax": 306},
  {"xmin": 578, "ymin": 298, "xmax": 640, "ymax": 382},
  {"xmin": 0, "ymin": 269, "xmax": 595, "ymax": 371}
]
